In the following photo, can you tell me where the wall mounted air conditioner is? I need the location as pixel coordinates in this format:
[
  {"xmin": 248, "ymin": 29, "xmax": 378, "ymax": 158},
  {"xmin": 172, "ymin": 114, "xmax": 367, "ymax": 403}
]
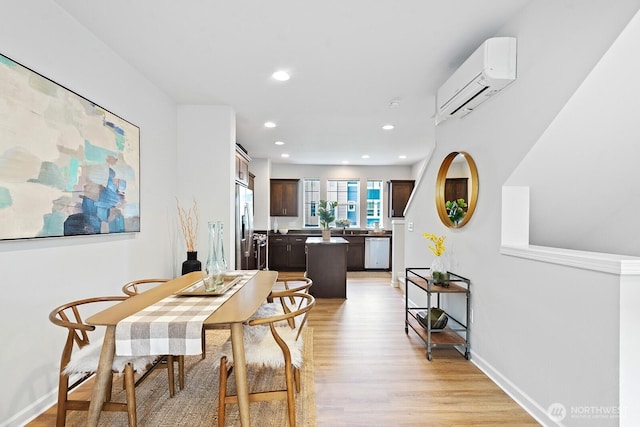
[{"xmin": 435, "ymin": 37, "xmax": 516, "ymax": 125}]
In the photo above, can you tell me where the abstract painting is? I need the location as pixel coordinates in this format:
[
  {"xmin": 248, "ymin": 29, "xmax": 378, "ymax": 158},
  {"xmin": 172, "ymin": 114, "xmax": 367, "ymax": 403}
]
[{"xmin": 0, "ymin": 52, "xmax": 140, "ymax": 240}]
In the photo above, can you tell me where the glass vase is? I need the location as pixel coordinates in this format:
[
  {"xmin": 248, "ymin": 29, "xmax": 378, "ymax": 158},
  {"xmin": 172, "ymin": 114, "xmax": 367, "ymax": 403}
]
[
  {"xmin": 430, "ymin": 256, "xmax": 449, "ymax": 286},
  {"xmin": 204, "ymin": 221, "xmax": 224, "ymax": 291},
  {"xmin": 215, "ymin": 221, "xmax": 228, "ymax": 273}
]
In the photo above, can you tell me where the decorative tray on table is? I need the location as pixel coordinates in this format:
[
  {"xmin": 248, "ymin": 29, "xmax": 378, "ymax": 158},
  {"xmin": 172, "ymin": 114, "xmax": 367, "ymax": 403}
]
[{"xmin": 174, "ymin": 276, "xmax": 241, "ymax": 296}]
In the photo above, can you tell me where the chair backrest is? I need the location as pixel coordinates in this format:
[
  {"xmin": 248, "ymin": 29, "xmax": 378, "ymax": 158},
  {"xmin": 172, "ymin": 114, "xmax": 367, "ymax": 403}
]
[
  {"xmin": 269, "ymin": 277, "xmax": 312, "ymax": 315},
  {"xmin": 250, "ymin": 291, "xmax": 315, "ymax": 342},
  {"xmin": 122, "ymin": 278, "xmax": 169, "ymax": 296},
  {"xmin": 273, "ymin": 276, "xmax": 312, "ymax": 294},
  {"xmin": 49, "ymin": 296, "xmax": 128, "ymax": 375}
]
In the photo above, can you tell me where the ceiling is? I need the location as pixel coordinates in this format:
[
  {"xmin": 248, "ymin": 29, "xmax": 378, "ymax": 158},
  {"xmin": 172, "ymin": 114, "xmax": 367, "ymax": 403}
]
[{"xmin": 54, "ymin": 0, "xmax": 530, "ymax": 166}]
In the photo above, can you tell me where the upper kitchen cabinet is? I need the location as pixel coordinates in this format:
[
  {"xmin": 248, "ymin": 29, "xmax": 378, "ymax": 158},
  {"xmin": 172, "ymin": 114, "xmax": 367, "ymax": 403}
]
[
  {"xmin": 388, "ymin": 180, "xmax": 415, "ymax": 217},
  {"xmin": 235, "ymin": 145, "xmax": 251, "ymax": 186},
  {"xmin": 270, "ymin": 179, "xmax": 299, "ymax": 216}
]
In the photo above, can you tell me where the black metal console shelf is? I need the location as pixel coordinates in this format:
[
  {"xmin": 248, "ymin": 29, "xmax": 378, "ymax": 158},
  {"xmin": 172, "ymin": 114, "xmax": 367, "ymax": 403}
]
[{"xmin": 404, "ymin": 267, "xmax": 470, "ymax": 361}]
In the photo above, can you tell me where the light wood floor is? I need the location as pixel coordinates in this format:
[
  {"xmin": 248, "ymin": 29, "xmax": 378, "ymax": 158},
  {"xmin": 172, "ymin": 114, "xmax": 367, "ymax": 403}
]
[
  {"xmin": 308, "ymin": 272, "xmax": 539, "ymax": 427},
  {"xmin": 28, "ymin": 272, "xmax": 539, "ymax": 426}
]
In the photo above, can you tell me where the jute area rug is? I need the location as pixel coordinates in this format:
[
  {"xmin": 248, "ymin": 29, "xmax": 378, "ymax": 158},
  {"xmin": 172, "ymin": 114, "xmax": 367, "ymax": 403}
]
[{"xmin": 65, "ymin": 328, "xmax": 316, "ymax": 426}]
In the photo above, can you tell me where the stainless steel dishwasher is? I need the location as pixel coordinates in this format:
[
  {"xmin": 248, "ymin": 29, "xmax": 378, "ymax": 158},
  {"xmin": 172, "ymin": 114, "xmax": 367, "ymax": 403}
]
[{"xmin": 364, "ymin": 236, "xmax": 390, "ymax": 269}]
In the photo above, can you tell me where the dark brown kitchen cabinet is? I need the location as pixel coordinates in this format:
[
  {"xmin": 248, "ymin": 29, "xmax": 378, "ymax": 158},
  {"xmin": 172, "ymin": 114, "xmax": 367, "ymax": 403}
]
[
  {"xmin": 268, "ymin": 235, "xmax": 289, "ymax": 270},
  {"xmin": 270, "ymin": 179, "xmax": 299, "ymax": 216},
  {"xmin": 345, "ymin": 235, "xmax": 365, "ymax": 271},
  {"xmin": 268, "ymin": 234, "xmax": 306, "ymax": 270},
  {"xmin": 388, "ymin": 180, "xmax": 415, "ymax": 217},
  {"xmin": 444, "ymin": 178, "xmax": 468, "ymax": 204},
  {"xmin": 305, "ymin": 237, "xmax": 348, "ymax": 298}
]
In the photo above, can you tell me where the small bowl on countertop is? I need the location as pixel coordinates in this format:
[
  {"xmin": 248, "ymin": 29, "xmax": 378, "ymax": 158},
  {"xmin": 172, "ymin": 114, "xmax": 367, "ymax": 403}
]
[{"xmin": 278, "ymin": 228, "xmax": 289, "ymax": 234}]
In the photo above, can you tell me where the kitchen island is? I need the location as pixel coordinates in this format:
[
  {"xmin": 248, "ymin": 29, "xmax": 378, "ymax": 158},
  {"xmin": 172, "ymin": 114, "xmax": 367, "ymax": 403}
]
[{"xmin": 305, "ymin": 236, "xmax": 348, "ymax": 298}]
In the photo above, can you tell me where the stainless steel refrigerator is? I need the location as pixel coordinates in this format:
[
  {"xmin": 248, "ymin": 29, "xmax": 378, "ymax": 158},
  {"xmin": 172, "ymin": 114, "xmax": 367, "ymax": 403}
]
[{"xmin": 235, "ymin": 183, "xmax": 253, "ymax": 270}]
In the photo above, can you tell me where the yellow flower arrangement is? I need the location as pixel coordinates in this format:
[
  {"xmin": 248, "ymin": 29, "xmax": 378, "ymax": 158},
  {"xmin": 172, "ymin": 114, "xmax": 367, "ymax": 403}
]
[{"xmin": 423, "ymin": 232, "xmax": 446, "ymax": 256}]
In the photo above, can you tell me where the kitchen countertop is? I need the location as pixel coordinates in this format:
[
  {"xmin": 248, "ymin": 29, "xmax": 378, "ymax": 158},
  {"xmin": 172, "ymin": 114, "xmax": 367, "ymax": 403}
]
[
  {"xmin": 305, "ymin": 237, "xmax": 349, "ymax": 244},
  {"xmin": 262, "ymin": 229, "xmax": 391, "ymax": 237}
]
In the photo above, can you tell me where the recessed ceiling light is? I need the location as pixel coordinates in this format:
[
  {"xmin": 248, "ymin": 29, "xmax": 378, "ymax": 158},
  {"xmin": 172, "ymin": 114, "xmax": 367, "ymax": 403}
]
[
  {"xmin": 281, "ymin": 153, "xmax": 290, "ymax": 158},
  {"xmin": 382, "ymin": 124, "xmax": 395, "ymax": 130},
  {"xmin": 361, "ymin": 154, "xmax": 370, "ymax": 159},
  {"xmin": 274, "ymin": 141, "xmax": 285, "ymax": 146},
  {"xmin": 342, "ymin": 160, "xmax": 349, "ymax": 164},
  {"xmin": 264, "ymin": 121, "xmax": 276, "ymax": 128},
  {"xmin": 399, "ymin": 155, "xmax": 407, "ymax": 159},
  {"xmin": 272, "ymin": 70, "xmax": 290, "ymax": 81},
  {"xmin": 389, "ymin": 100, "xmax": 401, "ymax": 108}
]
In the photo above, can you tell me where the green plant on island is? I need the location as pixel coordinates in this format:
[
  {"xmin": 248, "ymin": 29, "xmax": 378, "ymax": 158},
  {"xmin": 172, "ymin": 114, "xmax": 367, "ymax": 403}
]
[
  {"xmin": 446, "ymin": 198, "xmax": 467, "ymax": 226},
  {"xmin": 318, "ymin": 200, "xmax": 338, "ymax": 230}
]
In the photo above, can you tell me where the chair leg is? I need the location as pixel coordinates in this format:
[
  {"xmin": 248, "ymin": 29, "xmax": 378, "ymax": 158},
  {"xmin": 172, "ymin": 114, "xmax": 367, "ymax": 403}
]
[
  {"xmin": 178, "ymin": 355, "xmax": 185, "ymax": 390},
  {"xmin": 56, "ymin": 375, "xmax": 69, "ymax": 427},
  {"xmin": 107, "ymin": 374, "xmax": 114, "ymax": 402},
  {"xmin": 124, "ymin": 363, "xmax": 137, "ymax": 427},
  {"xmin": 202, "ymin": 327, "xmax": 207, "ymax": 360},
  {"xmin": 167, "ymin": 355, "xmax": 176, "ymax": 397},
  {"xmin": 218, "ymin": 356, "xmax": 228, "ymax": 427},
  {"xmin": 284, "ymin": 362, "xmax": 296, "ymax": 427},
  {"xmin": 294, "ymin": 366, "xmax": 301, "ymax": 393}
]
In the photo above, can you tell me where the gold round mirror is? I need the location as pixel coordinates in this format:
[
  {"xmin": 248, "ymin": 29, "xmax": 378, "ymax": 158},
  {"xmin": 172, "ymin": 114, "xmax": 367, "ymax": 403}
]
[{"xmin": 435, "ymin": 152, "xmax": 478, "ymax": 228}]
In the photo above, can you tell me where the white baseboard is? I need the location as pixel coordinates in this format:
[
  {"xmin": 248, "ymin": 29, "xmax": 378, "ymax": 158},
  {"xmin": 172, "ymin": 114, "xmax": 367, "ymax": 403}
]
[
  {"xmin": 1, "ymin": 388, "xmax": 57, "ymax": 427},
  {"xmin": 470, "ymin": 350, "xmax": 560, "ymax": 426}
]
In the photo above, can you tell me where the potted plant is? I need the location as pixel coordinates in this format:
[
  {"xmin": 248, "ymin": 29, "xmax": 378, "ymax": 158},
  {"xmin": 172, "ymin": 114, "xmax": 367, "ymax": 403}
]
[
  {"xmin": 335, "ymin": 218, "xmax": 351, "ymax": 234},
  {"xmin": 446, "ymin": 198, "xmax": 467, "ymax": 226},
  {"xmin": 423, "ymin": 232, "xmax": 449, "ymax": 285},
  {"xmin": 318, "ymin": 199, "xmax": 338, "ymax": 240}
]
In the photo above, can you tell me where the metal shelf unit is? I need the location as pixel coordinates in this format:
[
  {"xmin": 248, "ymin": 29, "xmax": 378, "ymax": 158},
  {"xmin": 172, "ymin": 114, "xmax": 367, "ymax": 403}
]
[{"xmin": 404, "ymin": 267, "xmax": 470, "ymax": 361}]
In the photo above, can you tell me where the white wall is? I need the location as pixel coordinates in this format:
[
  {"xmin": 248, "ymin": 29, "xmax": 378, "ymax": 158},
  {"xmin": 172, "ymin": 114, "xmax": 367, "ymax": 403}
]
[
  {"xmin": 268, "ymin": 163, "xmax": 413, "ymax": 230},
  {"xmin": 506, "ymin": 9, "xmax": 640, "ymax": 257},
  {"xmin": 0, "ymin": 1, "xmax": 179, "ymax": 425},
  {"xmin": 405, "ymin": 1, "xmax": 640, "ymax": 426},
  {"xmin": 176, "ymin": 105, "xmax": 236, "ymax": 269}
]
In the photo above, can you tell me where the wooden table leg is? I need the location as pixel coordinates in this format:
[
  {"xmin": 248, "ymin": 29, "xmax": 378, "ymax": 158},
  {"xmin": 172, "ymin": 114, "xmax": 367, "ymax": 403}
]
[
  {"xmin": 230, "ymin": 322, "xmax": 250, "ymax": 426},
  {"xmin": 87, "ymin": 325, "xmax": 116, "ymax": 427}
]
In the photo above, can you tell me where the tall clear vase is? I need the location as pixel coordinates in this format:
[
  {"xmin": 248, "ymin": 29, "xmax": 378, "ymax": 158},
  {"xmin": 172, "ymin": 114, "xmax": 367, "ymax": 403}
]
[
  {"xmin": 215, "ymin": 221, "xmax": 228, "ymax": 273},
  {"xmin": 204, "ymin": 221, "xmax": 224, "ymax": 291}
]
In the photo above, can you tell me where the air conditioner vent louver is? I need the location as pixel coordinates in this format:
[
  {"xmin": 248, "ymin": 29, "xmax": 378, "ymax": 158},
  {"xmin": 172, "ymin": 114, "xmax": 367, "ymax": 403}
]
[
  {"xmin": 435, "ymin": 37, "xmax": 517, "ymax": 125},
  {"xmin": 449, "ymin": 86, "xmax": 489, "ymax": 116}
]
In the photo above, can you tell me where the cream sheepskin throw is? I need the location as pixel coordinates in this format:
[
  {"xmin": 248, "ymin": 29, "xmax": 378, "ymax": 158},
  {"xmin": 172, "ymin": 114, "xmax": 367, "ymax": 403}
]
[
  {"xmin": 220, "ymin": 303, "xmax": 304, "ymax": 368},
  {"xmin": 63, "ymin": 340, "xmax": 157, "ymax": 375}
]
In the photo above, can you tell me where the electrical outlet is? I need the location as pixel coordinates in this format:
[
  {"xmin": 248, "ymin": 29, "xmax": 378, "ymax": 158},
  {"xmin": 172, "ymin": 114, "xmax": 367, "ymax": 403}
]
[{"xmin": 408, "ymin": 222, "xmax": 414, "ymax": 232}]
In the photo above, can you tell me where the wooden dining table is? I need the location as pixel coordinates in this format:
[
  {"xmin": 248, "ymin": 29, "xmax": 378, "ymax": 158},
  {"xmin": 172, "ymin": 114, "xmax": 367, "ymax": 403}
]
[{"xmin": 85, "ymin": 270, "xmax": 277, "ymax": 427}]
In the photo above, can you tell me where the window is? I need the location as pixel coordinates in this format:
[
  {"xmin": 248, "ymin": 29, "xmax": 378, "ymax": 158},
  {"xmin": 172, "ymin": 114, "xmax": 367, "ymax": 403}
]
[
  {"xmin": 366, "ymin": 180, "xmax": 383, "ymax": 228},
  {"xmin": 327, "ymin": 179, "xmax": 359, "ymax": 228},
  {"xmin": 303, "ymin": 178, "xmax": 320, "ymax": 227}
]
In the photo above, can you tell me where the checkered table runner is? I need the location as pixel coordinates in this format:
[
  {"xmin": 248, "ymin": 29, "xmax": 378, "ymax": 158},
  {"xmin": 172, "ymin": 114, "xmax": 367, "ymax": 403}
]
[{"xmin": 115, "ymin": 271, "xmax": 258, "ymax": 356}]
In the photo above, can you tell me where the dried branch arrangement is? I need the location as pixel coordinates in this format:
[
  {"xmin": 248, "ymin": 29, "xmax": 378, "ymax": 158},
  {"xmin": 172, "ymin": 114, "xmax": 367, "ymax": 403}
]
[{"xmin": 176, "ymin": 198, "xmax": 199, "ymax": 252}]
